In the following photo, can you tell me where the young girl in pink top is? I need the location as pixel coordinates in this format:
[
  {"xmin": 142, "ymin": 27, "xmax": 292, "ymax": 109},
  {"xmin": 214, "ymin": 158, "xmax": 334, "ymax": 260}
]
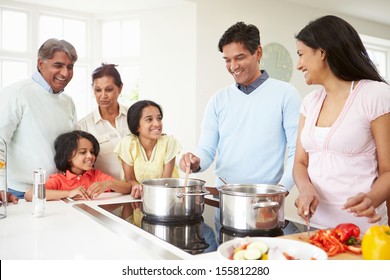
[
  {"xmin": 25, "ymin": 130, "xmax": 131, "ymax": 201},
  {"xmin": 293, "ymin": 15, "xmax": 390, "ymax": 232}
]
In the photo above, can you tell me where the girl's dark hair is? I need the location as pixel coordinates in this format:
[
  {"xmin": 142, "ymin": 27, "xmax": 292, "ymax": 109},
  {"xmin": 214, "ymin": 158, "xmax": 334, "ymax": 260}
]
[
  {"xmin": 91, "ymin": 63, "xmax": 123, "ymax": 87},
  {"xmin": 295, "ymin": 15, "xmax": 386, "ymax": 83},
  {"xmin": 127, "ymin": 100, "xmax": 163, "ymax": 136},
  {"xmin": 54, "ymin": 130, "xmax": 100, "ymax": 172},
  {"xmin": 218, "ymin": 21, "xmax": 260, "ymax": 54}
]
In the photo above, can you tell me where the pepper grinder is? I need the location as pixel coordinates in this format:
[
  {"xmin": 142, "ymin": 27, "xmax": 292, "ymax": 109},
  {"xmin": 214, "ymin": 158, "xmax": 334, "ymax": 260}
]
[{"xmin": 32, "ymin": 168, "xmax": 46, "ymax": 217}]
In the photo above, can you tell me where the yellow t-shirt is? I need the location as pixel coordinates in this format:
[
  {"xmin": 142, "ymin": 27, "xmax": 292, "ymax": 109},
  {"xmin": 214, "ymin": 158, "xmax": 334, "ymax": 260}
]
[{"xmin": 114, "ymin": 134, "xmax": 181, "ymax": 183}]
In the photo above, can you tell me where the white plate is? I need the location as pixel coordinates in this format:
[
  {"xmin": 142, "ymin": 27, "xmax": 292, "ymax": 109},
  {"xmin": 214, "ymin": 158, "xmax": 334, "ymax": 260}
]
[{"xmin": 217, "ymin": 237, "xmax": 328, "ymax": 260}]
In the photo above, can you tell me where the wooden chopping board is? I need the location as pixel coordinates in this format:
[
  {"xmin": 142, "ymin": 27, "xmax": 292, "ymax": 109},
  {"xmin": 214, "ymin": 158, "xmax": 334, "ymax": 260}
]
[{"xmin": 279, "ymin": 231, "xmax": 362, "ymax": 260}]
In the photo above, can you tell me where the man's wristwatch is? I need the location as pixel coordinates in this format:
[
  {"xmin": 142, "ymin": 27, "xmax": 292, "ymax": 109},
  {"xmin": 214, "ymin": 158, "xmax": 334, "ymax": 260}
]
[{"xmin": 193, "ymin": 166, "xmax": 201, "ymax": 172}]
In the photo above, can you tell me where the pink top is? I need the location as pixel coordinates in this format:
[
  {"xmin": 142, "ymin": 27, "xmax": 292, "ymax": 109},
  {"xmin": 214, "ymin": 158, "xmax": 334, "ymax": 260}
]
[
  {"xmin": 46, "ymin": 169, "xmax": 114, "ymax": 191},
  {"xmin": 300, "ymin": 80, "xmax": 390, "ymax": 232}
]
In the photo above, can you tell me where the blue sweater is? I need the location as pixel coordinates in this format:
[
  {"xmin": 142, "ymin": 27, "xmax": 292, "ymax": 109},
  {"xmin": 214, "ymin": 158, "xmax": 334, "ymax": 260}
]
[{"xmin": 196, "ymin": 78, "xmax": 301, "ymax": 190}]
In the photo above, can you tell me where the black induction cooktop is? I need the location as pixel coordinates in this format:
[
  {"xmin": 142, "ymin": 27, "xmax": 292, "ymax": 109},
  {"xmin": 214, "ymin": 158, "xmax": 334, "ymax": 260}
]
[{"xmin": 98, "ymin": 201, "xmax": 314, "ymax": 255}]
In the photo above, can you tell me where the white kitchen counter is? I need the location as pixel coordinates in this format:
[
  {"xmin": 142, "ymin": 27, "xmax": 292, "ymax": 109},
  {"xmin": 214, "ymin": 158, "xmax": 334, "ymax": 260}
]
[
  {"xmin": 0, "ymin": 193, "xmax": 202, "ymax": 260},
  {"xmin": 1, "ymin": 193, "xmax": 322, "ymax": 260}
]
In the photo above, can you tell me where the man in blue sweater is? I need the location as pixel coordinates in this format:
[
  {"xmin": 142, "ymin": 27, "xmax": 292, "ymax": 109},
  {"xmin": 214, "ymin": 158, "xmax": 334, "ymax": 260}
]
[{"xmin": 180, "ymin": 22, "xmax": 301, "ymax": 197}]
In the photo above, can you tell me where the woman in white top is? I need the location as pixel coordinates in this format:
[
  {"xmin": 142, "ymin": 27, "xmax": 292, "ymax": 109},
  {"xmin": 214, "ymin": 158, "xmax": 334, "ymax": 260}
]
[{"xmin": 77, "ymin": 64, "xmax": 130, "ymax": 180}]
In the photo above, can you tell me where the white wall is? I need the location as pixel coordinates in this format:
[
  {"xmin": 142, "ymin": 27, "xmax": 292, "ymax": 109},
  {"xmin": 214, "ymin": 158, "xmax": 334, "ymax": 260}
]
[{"xmin": 137, "ymin": 2, "xmax": 198, "ymax": 155}]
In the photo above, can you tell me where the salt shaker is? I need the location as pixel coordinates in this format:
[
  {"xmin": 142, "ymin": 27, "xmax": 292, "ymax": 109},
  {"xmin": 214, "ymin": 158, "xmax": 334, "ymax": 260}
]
[{"xmin": 32, "ymin": 168, "xmax": 46, "ymax": 217}]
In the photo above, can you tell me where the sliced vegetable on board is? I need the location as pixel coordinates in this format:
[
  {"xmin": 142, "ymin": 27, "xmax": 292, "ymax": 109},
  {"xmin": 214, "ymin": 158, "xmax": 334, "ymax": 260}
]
[
  {"xmin": 309, "ymin": 223, "xmax": 362, "ymax": 256},
  {"xmin": 229, "ymin": 240, "xmax": 269, "ymax": 260}
]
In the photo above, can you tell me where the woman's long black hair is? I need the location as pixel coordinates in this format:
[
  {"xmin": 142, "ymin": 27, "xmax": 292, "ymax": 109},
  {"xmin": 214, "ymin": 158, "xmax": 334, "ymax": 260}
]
[{"xmin": 296, "ymin": 15, "xmax": 386, "ymax": 83}]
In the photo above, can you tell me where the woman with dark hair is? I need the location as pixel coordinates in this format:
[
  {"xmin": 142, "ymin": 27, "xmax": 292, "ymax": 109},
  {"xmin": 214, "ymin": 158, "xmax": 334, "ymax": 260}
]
[
  {"xmin": 114, "ymin": 100, "xmax": 181, "ymax": 198},
  {"xmin": 293, "ymin": 15, "xmax": 390, "ymax": 232},
  {"xmin": 77, "ymin": 63, "xmax": 130, "ymax": 180},
  {"xmin": 24, "ymin": 130, "xmax": 131, "ymax": 201}
]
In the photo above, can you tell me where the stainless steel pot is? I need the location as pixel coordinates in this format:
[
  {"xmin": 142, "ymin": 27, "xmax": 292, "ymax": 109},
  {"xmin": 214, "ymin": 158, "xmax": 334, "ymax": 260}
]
[
  {"xmin": 141, "ymin": 178, "xmax": 209, "ymax": 221},
  {"xmin": 141, "ymin": 218, "xmax": 209, "ymax": 254},
  {"xmin": 219, "ymin": 184, "xmax": 287, "ymax": 231}
]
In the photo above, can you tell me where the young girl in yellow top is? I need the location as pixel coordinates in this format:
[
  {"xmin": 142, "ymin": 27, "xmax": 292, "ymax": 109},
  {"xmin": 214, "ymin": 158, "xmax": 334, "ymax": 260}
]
[{"xmin": 114, "ymin": 100, "xmax": 181, "ymax": 198}]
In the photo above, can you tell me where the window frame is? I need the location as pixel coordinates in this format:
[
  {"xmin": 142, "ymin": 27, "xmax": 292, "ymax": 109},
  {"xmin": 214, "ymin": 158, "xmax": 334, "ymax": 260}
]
[
  {"xmin": 0, "ymin": 1, "xmax": 141, "ymax": 118},
  {"xmin": 96, "ymin": 16, "xmax": 141, "ymax": 108},
  {"xmin": 0, "ymin": 2, "xmax": 95, "ymax": 118},
  {"xmin": 361, "ymin": 34, "xmax": 390, "ymax": 82}
]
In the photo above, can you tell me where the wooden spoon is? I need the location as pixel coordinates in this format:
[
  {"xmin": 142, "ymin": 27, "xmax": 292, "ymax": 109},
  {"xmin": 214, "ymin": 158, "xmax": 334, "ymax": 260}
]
[{"xmin": 183, "ymin": 154, "xmax": 191, "ymax": 189}]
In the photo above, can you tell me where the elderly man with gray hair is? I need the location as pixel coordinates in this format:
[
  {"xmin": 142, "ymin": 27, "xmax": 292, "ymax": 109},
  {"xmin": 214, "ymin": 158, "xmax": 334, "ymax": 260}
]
[{"xmin": 0, "ymin": 38, "xmax": 78, "ymax": 202}]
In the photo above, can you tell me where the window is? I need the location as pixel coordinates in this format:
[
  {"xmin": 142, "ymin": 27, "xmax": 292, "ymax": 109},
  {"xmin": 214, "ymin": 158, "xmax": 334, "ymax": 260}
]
[
  {"xmin": 366, "ymin": 48, "xmax": 386, "ymax": 78},
  {"xmin": 39, "ymin": 15, "xmax": 87, "ymax": 58},
  {"xmin": 0, "ymin": 8, "xmax": 30, "ymax": 88},
  {"xmin": 101, "ymin": 19, "xmax": 140, "ymax": 58},
  {"xmin": 100, "ymin": 18, "xmax": 140, "ymax": 107},
  {"xmin": 0, "ymin": 3, "xmax": 94, "ymax": 119},
  {"xmin": 117, "ymin": 65, "xmax": 140, "ymax": 107},
  {"xmin": 361, "ymin": 34, "xmax": 390, "ymax": 81},
  {"xmin": 0, "ymin": 2, "xmax": 141, "ymax": 119},
  {"xmin": 1, "ymin": 60, "xmax": 29, "ymax": 87},
  {"xmin": 66, "ymin": 65, "xmax": 92, "ymax": 119},
  {"xmin": 1, "ymin": 10, "xmax": 28, "ymax": 52},
  {"xmin": 38, "ymin": 13, "xmax": 93, "ymax": 118}
]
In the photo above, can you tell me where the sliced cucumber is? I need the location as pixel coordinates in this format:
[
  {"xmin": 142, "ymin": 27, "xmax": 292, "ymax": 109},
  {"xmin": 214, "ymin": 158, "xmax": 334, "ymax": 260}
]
[
  {"xmin": 247, "ymin": 241, "xmax": 269, "ymax": 254},
  {"xmin": 233, "ymin": 249, "xmax": 246, "ymax": 260},
  {"xmin": 244, "ymin": 248, "xmax": 262, "ymax": 260}
]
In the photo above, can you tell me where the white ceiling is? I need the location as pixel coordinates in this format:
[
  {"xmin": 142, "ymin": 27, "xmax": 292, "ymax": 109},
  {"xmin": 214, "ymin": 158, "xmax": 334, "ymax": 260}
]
[
  {"xmin": 6, "ymin": 0, "xmax": 390, "ymax": 26},
  {"xmin": 284, "ymin": 0, "xmax": 390, "ymax": 26},
  {"xmin": 6, "ymin": 0, "xmax": 189, "ymax": 13}
]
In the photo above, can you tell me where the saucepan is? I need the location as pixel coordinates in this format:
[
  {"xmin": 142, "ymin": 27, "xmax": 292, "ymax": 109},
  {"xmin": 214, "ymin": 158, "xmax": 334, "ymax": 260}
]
[
  {"xmin": 219, "ymin": 184, "xmax": 287, "ymax": 231},
  {"xmin": 141, "ymin": 178, "xmax": 209, "ymax": 221}
]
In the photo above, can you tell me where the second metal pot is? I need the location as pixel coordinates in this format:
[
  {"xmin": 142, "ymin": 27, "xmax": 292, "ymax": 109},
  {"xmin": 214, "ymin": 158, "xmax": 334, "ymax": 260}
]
[
  {"xmin": 141, "ymin": 178, "xmax": 209, "ymax": 221},
  {"xmin": 219, "ymin": 184, "xmax": 287, "ymax": 231}
]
